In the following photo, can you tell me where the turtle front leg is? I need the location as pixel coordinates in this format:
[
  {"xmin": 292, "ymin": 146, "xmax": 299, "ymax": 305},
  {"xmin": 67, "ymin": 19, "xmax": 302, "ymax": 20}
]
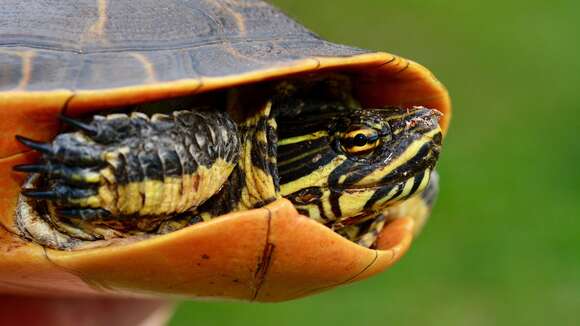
[{"xmin": 14, "ymin": 110, "xmax": 240, "ymax": 234}]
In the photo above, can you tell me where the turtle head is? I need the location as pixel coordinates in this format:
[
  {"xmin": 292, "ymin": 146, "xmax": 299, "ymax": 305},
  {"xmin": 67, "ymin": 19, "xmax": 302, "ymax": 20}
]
[{"xmin": 279, "ymin": 106, "xmax": 442, "ymax": 224}]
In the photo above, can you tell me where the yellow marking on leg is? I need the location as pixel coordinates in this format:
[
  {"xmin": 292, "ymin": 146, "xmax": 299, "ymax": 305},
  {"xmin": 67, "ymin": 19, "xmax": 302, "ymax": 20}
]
[
  {"xmin": 140, "ymin": 179, "xmax": 163, "ymax": 215},
  {"xmin": 192, "ymin": 168, "xmax": 214, "ymax": 210},
  {"xmin": 234, "ymin": 102, "xmax": 279, "ymax": 210},
  {"xmin": 177, "ymin": 173, "xmax": 192, "ymax": 212},
  {"xmin": 239, "ymin": 141, "xmax": 277, "ymax": 209},
  {"xmin": 255, "ymin": 130, "xmax": 268, "ymax": 144},
  {"xmin": 165, "ymin": 177, "xmax": 181, "ymax": 215},
  {"xmin": 118, "ymin": 182, "xmax": 142, "ymax": 214},
  {"xmin": 187, "ymin": 174, "xmax": 200, "ymax": 212},
  {"xmin": 157, "ymin": 176, "xmax": 172, "ymax": 216},
  {"xmin": 69, "ymin": 195, "xmax": 101, "ymax": 208},
  {"xmin": 98, "ymin": 182, "xmax": 117, "ymax": 214}
]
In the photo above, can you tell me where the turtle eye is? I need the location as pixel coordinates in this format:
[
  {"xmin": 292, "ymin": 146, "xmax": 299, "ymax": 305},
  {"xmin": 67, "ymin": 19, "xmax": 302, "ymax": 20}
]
[{"xmin": 340, "ymin": 128, "xmax": 381, "ymax": 156}]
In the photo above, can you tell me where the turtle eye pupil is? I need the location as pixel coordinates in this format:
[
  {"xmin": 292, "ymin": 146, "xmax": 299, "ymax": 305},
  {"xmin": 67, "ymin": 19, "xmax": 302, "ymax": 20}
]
[
  {"xmin": 353, "ymin": 134, "xmax": 368, "ymax": 146},
  {"xmin": 338, "ymin": 128, "xmax": 381, "ymax": 157}
]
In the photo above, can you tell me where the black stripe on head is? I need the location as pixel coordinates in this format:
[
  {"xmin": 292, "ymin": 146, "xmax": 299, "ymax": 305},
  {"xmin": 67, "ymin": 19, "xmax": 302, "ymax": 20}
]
[
  {"xmin": 285, "ymin": 187, "xmax": 323, "ymax": 205},
  {"xmin": 401, "ymin": 170, "xmax": 428, "ymax": 201},
  {"xmin": 279, "ymin": 151, "xmax": 336, "ymax": 184},
  {"xmin": 278, "ymin": 146, "xmax": 328, "ymax": 172},
  {"xmin": 379, "ymin": 142, "xmax": 434, "ymax": 185},
  {"xmin": 286, "ymin": 187, "xmax": 330, "ymax": 222},
  {"xmin": 297, "ymin": 208, "xmax": 310, "ymax": 216},
  {"xmin": 277, "ymin": 137, "xmax": 328, "ymax": 163},
  {"xmin": 327, "ymin": 159, "xmax": 355, "ymax": 218},
  {"xmin": 364, "ymin": 182, "xmax": 404, "ymax": 210}
]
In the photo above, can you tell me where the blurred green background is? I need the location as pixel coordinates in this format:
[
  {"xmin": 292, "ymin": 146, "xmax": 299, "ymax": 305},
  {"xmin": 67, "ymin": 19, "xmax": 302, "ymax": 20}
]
[{"xmin": 172, "ymin": 0, "xmax": 580, "ymax": 325}]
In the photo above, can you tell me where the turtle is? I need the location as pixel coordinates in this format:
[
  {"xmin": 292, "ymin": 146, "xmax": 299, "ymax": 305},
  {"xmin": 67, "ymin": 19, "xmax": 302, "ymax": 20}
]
[{"xmin": 0, "ymin": 0, "xmax": 450, "ymax": 302}]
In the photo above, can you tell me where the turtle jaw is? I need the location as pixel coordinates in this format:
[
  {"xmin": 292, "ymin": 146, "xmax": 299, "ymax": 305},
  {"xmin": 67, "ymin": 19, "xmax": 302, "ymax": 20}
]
[
  {"xmin": 325, "ymin": 162, "xmax": 436, "ymax": 224},
  {"xmin": 363, "ymin": 132, "xmax": 441, "ymax": 212}
]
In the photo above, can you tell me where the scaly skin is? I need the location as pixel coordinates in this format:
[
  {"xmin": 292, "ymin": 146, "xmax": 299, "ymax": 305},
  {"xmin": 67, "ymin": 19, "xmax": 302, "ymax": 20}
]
[{"xmin": 14, "ymin": 110, "xmax": 240, "ymax": 244}]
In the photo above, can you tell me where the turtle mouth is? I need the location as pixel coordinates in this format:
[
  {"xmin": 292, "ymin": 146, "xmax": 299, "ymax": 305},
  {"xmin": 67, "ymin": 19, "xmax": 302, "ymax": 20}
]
[
  {"xmin": 334, "ymin": 167, "xmax": 433, "ymax": 208},
  {"xmin": 331, "ymin": 165, "xmax": 435, "ymax": 192}
]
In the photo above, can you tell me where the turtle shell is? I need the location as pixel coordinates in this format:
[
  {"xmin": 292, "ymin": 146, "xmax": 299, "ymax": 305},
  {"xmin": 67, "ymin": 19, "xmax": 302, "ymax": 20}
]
[{"xmin": 0, "ymin": 0, "xmax": 451, "ymax": 301}]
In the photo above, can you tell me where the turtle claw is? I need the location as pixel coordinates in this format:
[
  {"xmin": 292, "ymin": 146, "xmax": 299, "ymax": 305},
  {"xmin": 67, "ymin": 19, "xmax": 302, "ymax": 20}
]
[
  {"xmin": 22, "ymin": 185, "xmax": 97, "ymax": 206},
  {"xmin": 12, "ymin": 164, "xmax": 49, "ymax": 173},
  {"xmin": 57, "ymin": 208, "xmax": 111, "ymax": 220},
  {"xmin": 21, "ymin": 189, "xmax": 59, "ymax": 200},
  {"xmin": 59, "ymin": 115, "xmax": 98, "ymax": 136},
  {"xmin": 13, "ymin": 163, "xmax": 101, "ymax": 184},
  {"xmin": 15, "ymin": 135, "xmax": 53, "ymax": 154}
]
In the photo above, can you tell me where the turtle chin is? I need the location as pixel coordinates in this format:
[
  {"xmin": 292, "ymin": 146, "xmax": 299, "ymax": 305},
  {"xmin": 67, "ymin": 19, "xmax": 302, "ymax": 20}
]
[
  {"xmin": 336, "ymin": 167, "xmax": 433, "ymax": 220},
  {"xmin": 367, "ymin": 168, "xmax": 434, "ymax": 212}
]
